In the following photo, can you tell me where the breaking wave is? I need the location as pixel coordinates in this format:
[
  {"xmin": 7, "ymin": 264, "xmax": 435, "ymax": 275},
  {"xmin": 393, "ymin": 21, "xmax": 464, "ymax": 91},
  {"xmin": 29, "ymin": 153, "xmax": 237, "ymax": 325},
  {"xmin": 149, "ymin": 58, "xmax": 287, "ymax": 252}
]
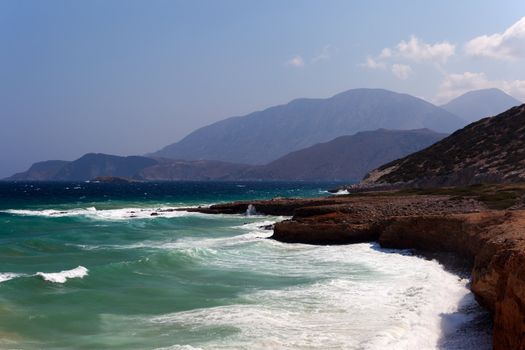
[
  {"xmin": 1, "ymin": 206, "xmax": 209, "ymax": 221},
  {"xmin": 36, "ymin": 266, "xmax": 88, "ymax": 283},
  {"xmin": 0, "ymin": 272, "xmax": 22, "ymax": 284}
]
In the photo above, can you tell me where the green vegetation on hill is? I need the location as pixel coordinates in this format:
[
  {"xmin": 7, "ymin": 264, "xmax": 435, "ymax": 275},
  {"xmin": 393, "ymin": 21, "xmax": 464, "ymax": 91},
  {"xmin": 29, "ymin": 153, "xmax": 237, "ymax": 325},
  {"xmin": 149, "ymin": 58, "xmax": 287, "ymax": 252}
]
[{"xmin": 352, "ymin": 183, "xmax": 525, "ymax": 210}]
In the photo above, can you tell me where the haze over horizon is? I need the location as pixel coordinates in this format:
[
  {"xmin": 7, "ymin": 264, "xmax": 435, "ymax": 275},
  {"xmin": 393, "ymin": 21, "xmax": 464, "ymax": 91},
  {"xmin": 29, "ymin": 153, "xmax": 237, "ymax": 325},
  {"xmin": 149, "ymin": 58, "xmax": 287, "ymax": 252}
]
[{"xmin": 1, "ymin": 0, "xmax": 525, "ymax": 178}]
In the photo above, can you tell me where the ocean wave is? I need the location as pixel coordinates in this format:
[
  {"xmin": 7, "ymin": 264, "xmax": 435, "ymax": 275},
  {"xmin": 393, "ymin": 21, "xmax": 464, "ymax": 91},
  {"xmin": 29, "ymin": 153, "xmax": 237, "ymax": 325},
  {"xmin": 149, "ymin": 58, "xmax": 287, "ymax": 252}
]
[
  {"xmin": 166, "ymin": 231, "xmax": 273, "ymax": 251},
  {"xmin": 333, "ymin": 189, "xmax": 349, "ymax": 195},
  {"xmin": 1, "ymin": 266, "xmax": 88, "ymax": 284},
  {"xmin": 147, "ymin": 244, "xmax": 486, "ymax": 349},
  {"xmin": 77, "ymin": 230, "xmax": 274, "ymax": 253},
  {"xmin": 1, "ymin": 206, "xmax": 209, "ymax": 221},
  {"xmin": 0, "ymin": 272, "xmax": 22, "ymax": 283},
  {"xmin": 74, "ymin": 217, "xmax": 280, "ymax": 253},
  {"xmin": 154, "ymin": 346, "xmax": 204, "ymax": 350},
  {"xmin": 36, "ymin": 266, "xmax": 88, "ymax": 283},
  {"xmin": 233, "ymin": 219, "xmax": 283, "ymax": 230}
]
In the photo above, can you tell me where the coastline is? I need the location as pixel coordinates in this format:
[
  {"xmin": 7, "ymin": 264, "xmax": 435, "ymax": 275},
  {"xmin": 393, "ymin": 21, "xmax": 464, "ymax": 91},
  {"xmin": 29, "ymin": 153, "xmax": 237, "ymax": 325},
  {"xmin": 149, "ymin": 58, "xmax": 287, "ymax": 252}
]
[
  {"xmin": 390, "ymin": 248, "xmax": 493, "ymax": 348},
  {"xmin": 185, "ymin": 186, "xmax": 525, "ymax": 349}
]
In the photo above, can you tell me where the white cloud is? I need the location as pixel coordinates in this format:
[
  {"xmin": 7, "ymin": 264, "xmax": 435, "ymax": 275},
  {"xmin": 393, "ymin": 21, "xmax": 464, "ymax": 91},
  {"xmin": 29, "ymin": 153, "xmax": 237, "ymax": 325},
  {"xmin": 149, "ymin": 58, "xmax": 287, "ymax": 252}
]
[
  {"xmin": 435, "ymin": 71, "xmax": 525, "ymax": 103},
  {"xmin": 378, "ymin": 48, "xmax": 392, "ymax": 59},
  {"xmin": 361, "ymin": 57, "xmax": 386, "ymax": 69},
  {"xmin": 361, "ymin": 36, "xmax": 455, "ymax": 78},
  {"xmin": 396, "ymin": 36, "xmax": 455, "ymax": 64},
  {"xmin": 286, "ymin": 55, "xmax": 305, "ymax": 67},
  {"xmin": 312, "ymin": 45, "xmax": 333, "ymax": 63},
  {"xmin": 465, "ymin": 16, "xmax": 525, "ymax": 60},
  {"xmin": 286, "ymin": 46, "xmax": 335, "ymax": 68},
  {"xmin": 501, "ymin": 80, "xmax": 525, "ymax": 102},
  {"xmin": 391, "ymin": 64, "xmax": 413, "ymax": 79}
]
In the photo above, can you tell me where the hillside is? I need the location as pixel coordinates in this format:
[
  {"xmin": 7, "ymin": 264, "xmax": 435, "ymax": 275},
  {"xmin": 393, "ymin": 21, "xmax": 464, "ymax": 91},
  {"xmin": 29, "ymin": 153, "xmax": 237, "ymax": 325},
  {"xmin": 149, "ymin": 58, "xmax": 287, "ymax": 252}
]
[
  {"xmin": 441, "ymin": 88, "xmax": 521, "ymax": 123},
  {"xmin": 361, "ymin": 104, "xmax": 525, "ymax": 188},
  {"xmin": 153, "ymin": 88, "xmax": 464, "ymax": 164},
  {"xmin": 236, "ymin": 129, "xmax": 446, "ymax": 181}
]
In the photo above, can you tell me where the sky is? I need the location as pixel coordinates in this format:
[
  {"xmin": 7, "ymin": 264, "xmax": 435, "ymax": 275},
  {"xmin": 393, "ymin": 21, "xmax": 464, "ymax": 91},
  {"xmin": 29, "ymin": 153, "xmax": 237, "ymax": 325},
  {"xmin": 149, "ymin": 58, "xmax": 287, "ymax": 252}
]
[{"xmin": 1, "ymin": 0, "xmax": 525, "ymax": 178}]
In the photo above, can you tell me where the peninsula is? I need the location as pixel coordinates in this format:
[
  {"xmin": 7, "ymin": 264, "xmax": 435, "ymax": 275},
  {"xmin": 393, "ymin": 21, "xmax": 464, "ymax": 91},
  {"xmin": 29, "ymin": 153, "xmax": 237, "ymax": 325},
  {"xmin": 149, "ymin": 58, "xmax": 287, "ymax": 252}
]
[
  {"xmin": 185, "ymin": 184, "xmax": 525, "ymax": 349},
  {"xmin": 185, "ymin": 104, "xmax": 525, "ymax": 349}
]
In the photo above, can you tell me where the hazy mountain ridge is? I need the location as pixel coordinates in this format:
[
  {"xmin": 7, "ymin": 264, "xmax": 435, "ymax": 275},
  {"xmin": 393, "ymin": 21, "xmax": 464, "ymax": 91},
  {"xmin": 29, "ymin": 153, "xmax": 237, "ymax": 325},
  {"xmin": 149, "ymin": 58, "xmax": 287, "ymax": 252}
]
[
  {"xmin": 4, "ymin": 130, "xmax": 446, "ymax": 182},
  {"xmin": 6, "ymin": 154, "xmax": 159, "ymax": 181},
  {"xmin": 153, "ymin": 88, "xmax": 464, "ymax": 164},
  {"xmin": 362, "ymin": 104, "xmax": 525, "ymax": 188},
  {"xmin": 3, "ymin": 154, "xmax": 249, "ymax": 182},
  {"xmin": 234, "ymin": 129, "xmax": 447, "ymax": 181},
  {"xmin": 441, "ymin": 88, "xmax": 522, "ymax": 123},
  {"xmin": 7, "ymin": 160, "xmax": 70, "ymax": 181},
  {"xmin": 137, "ymin": 159, "xmax": 251, "ymax": 181},
  {"xmin": 12, "ymin": 87, "xmax": 512, "ymax": 182}
]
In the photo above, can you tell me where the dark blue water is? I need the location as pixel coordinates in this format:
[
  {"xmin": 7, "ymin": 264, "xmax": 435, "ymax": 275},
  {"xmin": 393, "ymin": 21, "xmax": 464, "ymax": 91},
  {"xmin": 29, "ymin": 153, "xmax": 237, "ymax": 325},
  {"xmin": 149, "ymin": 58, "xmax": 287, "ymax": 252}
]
[{"xmin": 0, "ymin": 181, "xmax": 343, "ymax": 210}]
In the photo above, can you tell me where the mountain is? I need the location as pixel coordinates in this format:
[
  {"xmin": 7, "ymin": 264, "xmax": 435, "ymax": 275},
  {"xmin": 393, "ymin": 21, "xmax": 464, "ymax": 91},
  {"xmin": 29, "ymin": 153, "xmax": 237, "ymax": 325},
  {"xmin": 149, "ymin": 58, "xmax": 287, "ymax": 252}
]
[
  {"xmin": 153, "ymin": 88, "xmax": 464, "ymax": 165},
  {"xmin": 6, "ymin": 160, "xmax": 70, "ymax": 181},
  {"xmin": 6, "ymin": 154, "xmax": 159, "ymax": 181},
  {"xmin": 235, "ymin": 129, "xmax": 447, "ymax": 181},
  {"xmin": 137, "ymin": 160, "xmax": 250, "ymax": 181},
  {"xmin": 53, "ymin": 154, "xmax": 158, "ymax": 181},
  {"xmin": 4, "ymin": 153, "xmax": 250, "ymax": 182},
  {"xmin": 441, "ymin": 88, "xmax": 522, "ymax": 123},
  {"xmin": 361, "ymin": 104, "xmax": 525, "ymax": 188}
]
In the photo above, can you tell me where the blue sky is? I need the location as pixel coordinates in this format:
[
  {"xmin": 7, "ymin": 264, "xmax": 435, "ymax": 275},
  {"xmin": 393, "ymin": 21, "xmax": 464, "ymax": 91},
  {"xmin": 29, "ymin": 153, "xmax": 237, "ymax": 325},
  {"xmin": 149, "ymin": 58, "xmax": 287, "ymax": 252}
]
[{"xmin": 1, "ymin": 0, "xmax": 525, "ymax": 177}]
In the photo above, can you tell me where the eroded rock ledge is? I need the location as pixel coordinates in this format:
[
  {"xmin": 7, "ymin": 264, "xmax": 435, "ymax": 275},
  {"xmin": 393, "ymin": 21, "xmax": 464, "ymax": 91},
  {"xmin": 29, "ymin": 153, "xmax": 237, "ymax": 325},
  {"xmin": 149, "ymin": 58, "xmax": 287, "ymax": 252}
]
[{"xmin": 186, "ymin": 186, "xmax": 525, "ymax": 349}]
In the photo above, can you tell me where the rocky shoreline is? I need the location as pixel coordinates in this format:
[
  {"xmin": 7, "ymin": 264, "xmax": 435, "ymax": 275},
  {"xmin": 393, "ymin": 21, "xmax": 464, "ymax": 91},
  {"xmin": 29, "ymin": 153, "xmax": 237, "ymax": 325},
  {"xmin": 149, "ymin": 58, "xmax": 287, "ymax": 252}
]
[{"xmin": 185, "ymin": 185, "xmax": 525, "ymax": 349}]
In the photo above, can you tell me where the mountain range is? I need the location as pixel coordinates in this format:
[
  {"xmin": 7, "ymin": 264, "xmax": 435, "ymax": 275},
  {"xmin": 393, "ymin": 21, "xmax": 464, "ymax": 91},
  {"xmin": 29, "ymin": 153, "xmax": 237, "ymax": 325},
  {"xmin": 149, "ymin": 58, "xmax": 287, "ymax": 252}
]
[
  {"xmin": 5, "ymin": 129, "xmax": 445, "ymax": 182},
  {"xmin": 4, "ymin": 87, "xmax": 522, "ymax": 182},
  {"xmin": 153, "ymin": 88, "xmax": 464, "ymax": 165}
]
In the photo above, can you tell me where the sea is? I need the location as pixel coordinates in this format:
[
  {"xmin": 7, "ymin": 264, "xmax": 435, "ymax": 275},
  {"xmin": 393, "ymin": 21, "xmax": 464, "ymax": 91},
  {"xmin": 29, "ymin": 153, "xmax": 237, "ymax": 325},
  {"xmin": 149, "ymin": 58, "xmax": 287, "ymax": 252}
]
[{"xmin": 0, "ymin": 181, "xmax": 492, "ymax": 349}]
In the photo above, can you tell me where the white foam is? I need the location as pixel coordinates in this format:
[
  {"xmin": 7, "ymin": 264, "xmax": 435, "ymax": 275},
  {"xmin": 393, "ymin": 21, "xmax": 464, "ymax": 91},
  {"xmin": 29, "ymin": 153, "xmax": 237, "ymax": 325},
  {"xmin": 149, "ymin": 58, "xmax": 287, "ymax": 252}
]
[
  {"xmin": 0, "ymin": 272, "xmax": 22, "ymax": 283},
  {"xmin": 147, "ymin": 243, "xmax": 486, "ymax": 349},
  {"xmin": 85, "ymin": 230, "xmax": 274, "ymax": 252},
  {"xmin": 61, "ymin": 222, "xmax": 487, "ymax": 349},
  {"xmin": 334, "ymin": 189, "xmax": 350, "ymax": 195},
  {"xmin": 1, "ymin": 206, "xmax": 209, "ymax": 221},
  {"xmin": 234, "ymin": 219, "xmax": 282, "ymax": 230},
  {"xmin": 74, "ymin": 217, "xmax": 282, "ymax": 252},
  {"xmin": 36, "ymin": 266, "xmax": 88, "ymax": 283},
  {"xmin": 154, "ymin": 346, "xmax": 203, "ymax": 350}
]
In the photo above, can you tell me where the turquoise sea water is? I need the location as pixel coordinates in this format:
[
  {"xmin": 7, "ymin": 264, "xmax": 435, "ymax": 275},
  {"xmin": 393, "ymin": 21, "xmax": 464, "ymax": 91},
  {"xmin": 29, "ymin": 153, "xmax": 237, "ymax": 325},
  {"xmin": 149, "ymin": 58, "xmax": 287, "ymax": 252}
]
[{"xmin": 0, "ymin": 182, "xmax": 490, "ymax": 349}]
